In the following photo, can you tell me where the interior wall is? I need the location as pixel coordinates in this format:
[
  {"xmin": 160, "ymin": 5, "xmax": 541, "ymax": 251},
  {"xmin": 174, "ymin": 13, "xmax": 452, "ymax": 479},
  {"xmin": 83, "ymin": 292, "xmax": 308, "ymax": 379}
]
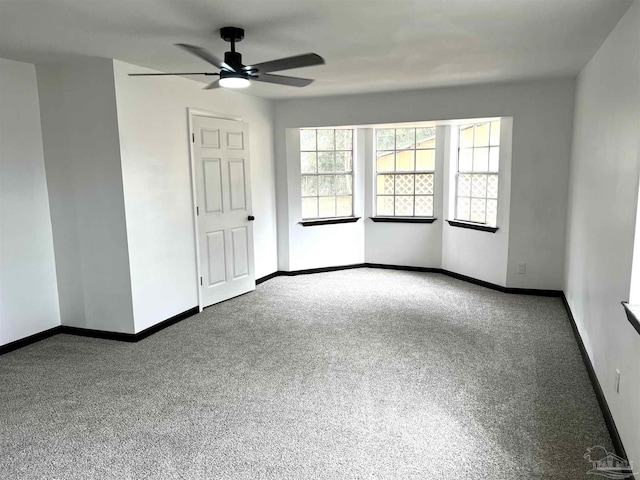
[
  {"xmin": 442, "ymin": 120, "xmax": 513, "ymax": 286},
  {"xmin": 364, "ymin": 127, "xmax": 445, "ymax": 268},
  {"xmin": 282, "ymin": 127, "xmax": 365, "ymax": 271},
  {"xmin": 37, "ymin": 58, "xmax": 135, "ymax": 333},
  {"xmin": 0, "ymin": 58, "xmax": 60, "ymax": 345},
  {"xmin": 564, "ymin": 0, "xmax": 640, "ymax": 466},
  {"xmin": 112, "ymin": 60, "xmax": 278, "ymax": 333},
  {"xmin": 274, "ymin": 78, "xmax": 574, "ymax": 288}
]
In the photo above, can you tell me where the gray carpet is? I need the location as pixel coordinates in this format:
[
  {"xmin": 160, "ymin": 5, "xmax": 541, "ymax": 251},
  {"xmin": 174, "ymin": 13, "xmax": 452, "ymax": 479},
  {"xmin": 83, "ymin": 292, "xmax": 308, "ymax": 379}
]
[{"xmin": 0, "ymin": 268, "xmax": 612, "ymax": 479}]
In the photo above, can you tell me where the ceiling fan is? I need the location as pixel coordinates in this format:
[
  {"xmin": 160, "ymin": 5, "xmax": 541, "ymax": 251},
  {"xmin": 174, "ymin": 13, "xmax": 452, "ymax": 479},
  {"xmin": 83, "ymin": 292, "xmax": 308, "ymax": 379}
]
[{"xmin": 129, "ymin": 26, "xmax": 325, "ymax": 89}]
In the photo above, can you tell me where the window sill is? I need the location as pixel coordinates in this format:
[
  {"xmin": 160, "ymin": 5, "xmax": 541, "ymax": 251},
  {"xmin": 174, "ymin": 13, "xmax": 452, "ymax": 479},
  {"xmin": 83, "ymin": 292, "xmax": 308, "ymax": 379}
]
[
  {"xmin": 370, "ymin": 216, "xmax": 437, "ymax": 224},
  {"xmin": 446, "ymin": 220, "xmax": 498, "ymax": 233},
  {"xmin": 621, "ymin": 302, "xmax": 640, "ymax": 335},
  {"xmin": 299, "ymin": 217, "xmax": 361, "ymax": 227}
]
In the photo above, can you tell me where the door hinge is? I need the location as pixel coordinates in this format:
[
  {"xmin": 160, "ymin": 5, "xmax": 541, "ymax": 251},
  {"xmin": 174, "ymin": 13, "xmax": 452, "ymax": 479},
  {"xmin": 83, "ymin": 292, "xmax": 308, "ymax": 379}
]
[
  {"xmin": 196, "ymin": 206, "xmax": 199, "ymax": 216},
  {"xmin": 192, "ymin": 133, "xmax": 195, "ymax": 143},
  {"xmin": 200, "ymin": 276, "xmax": 203, "ymax": 286}
]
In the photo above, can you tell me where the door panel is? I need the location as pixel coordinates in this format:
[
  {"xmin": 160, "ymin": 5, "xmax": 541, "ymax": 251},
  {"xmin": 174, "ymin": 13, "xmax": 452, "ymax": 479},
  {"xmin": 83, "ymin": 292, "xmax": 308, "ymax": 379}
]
[
  {"xmin": 203, "ymin": 158, "xmax": 223, "ymax": 213},
  {"xmin": 192, "ymin": 115, "xmax": 255, "ymax": 307},
  {"xmin": 228, "ymin": 159, "xmax": 247, "ymax": 210},
  {"xmin": 231, "ymin": 227, "xmax": 249, "ymax": 279},
  {"xmin": 226, "ymin": 131, "xmax": 244, "ymax": 149},
  {"xmin": 206, "ymin": 231, "xmax": 226, "ymax": 286}
]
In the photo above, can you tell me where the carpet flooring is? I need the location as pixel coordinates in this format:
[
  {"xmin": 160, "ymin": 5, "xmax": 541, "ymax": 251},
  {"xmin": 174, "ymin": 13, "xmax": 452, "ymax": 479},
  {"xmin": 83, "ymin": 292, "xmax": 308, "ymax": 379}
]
[{"xmin": 0, "ymin": 268, "xmax": 612, "ymax": 479}]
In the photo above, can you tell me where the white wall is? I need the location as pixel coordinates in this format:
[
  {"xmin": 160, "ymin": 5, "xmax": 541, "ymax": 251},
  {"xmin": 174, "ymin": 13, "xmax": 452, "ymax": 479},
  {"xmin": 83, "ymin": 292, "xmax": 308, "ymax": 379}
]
[
  {"xmin": 564, "ymin": 0, "xmax": 640, "ymax": 466},
  {"xmin": 442, "ymin": 120, "xmax": 513, "ymax": 286},
  {"xmin": 37, "ymin": 59, "xmax": 135, "ymax": 333},
  {"xmin": 112, "ymin": 60, "xmax": 278, "ymax": 333},
  {"xmin": 274, "ymin": 78, "xmax": 574, "ymax": 288},
  {"xmin": 0, "ymin": 59, "xmax": 60, "ymax": 345},
  {"xmin": 364, "ymin": 127, "xmax": 445, "ymax": 268},
  {"xmin": 282, "ymin": 127, "xmax": 365, "ymax": 271}
]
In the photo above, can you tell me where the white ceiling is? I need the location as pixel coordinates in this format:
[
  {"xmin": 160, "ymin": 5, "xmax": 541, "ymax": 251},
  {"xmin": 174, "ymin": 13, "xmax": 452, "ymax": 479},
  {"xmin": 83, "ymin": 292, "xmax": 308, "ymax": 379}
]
[{"xmin": 0, "ymin": 0, "xmax": 633, "ymax": 99}]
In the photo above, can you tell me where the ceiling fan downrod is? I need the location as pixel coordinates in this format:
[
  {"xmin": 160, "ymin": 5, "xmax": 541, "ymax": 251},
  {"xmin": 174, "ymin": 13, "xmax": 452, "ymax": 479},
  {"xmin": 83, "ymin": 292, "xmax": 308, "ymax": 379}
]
[{"xmin": 220, "ymin": 26, "xmax": 245, "ymax": 70}]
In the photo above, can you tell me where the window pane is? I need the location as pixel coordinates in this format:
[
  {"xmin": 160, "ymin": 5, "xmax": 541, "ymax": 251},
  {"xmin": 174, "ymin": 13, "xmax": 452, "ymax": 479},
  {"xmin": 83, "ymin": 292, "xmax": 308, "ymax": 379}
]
[
  {"xmin": 416, "ymin": 127, "xmax": 436, "ymax": 147},
  {"xmin": 395, "ymin": 150, "xmax": 415, "ymax": 171},
  {"xmin": 301, "ymin": 197, "xmax": 318, "ymax": 218},
  {"xmin": 460, "ymin": 126, "xmax": 474, "ymax": 148},
  {"xmin": 395, "ymin": 128, "xmax": 415, "ymax": 149},
  {"xmin": 317, "ymin": 129, "xmax": 334, "ymax": 150},
  {"xmin": 335, "ymin": 129, "xmax": 352, "ymax": 150},
  {"xmin": 473, "ymin": 147, "xmax": 489, "ymax": 172},
  {"xmin": 377, "ymin": 196, "xmax": 394, "ymax": 216},
  {"xmin": 301, "ymin": 175, "xmax": 317, "ymax": 196},
  {"xmin": 470, "ymin": 198, "xmax": 487, "ymax": 223},
  {"xmin": 471, "ymin": 174, "xmax": 487, "ymax": 198},
  {"xmin": 457, "ymin": 173, "xmax": 472, "ymax": 197},
  {"xmin": 318, "ymin": 152, "xmax": 335, "ymax": 172},
  {"xmin": 318, "ymin": 196, "xmax": 336, "ymax": 217},
  {"xmin": 377, "ymin": 129, "xmax": 395, "ymax": 150},
  {"xmin": 486, "ymin": 199, "xmax": 498, "ymax": 226},
  {"xmin": 456, "ymin": 197, "xmax": 470, "ymax": 221},
  {"xmin": 336, "ymin": 196, "xmax": 352, "ymax": 216},
  {"xmin": 474, "ymin": 122, "xmax": 490, "ymax": 147},
  {"xmin": 376, "ymin": 152, "xmax": 395, "ymax": 172},
  {"xmin": 415, "ymin": 195, "xmax": 433, "ymax": 216},
  {"xmin": 300, "ymin": 130, "xmax": 316, "ymax": 151},
  {"xmin": 377, "ymin": 174, "xmax": 394, "ymax": 195},
  {"xmin": 459, "ymin": 149, "xmax": 473, "ymax": 171},
  {"xmin": 416, "ymin": 149, "xmax": 435, "ymax": 171},
  {"xmin": 395, "ymin": 174, "xmax": 414, "ymax": 195},
  {"xmin": 318, "ymin": 175, "xmax": 335, "ymax": 195},
  {"xmin": 415, "ymin": 173, "xmax": 434, "ymax": 195},
  {"xmin": 487, "ymin": 175, "xmax": 499, "ymax": 199},
  {"xmin": 490, "ymin": 121, "xmax": 500, "ymax": 145},
  {"xmin": 301, "ymin": 152, "xmax": 317, "ymax": 174},
  {"xmin": 335, "ymin": 174, "xmax": 352, "ymax": 195},
  {"xmin": 395, "ymin": 196, "xmax": 414, "ymax": 216},
  {"xmin": 489, "ymin": 147, "xmax": 499, "ymax": 172},
  {"xmin": 335, "ymin": 151, "xmax": 353, "ymax": 172}
]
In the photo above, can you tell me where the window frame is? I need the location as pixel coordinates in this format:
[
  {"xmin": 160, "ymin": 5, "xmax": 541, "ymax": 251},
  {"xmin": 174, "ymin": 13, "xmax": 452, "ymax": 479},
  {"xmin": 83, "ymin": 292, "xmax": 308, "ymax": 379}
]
[
  {"xmin": 453, "ymin": 121, "xmax": 500, "ymax": 228},
  {"xmin": 374, "ymin": 127, "xmax": 437, "ymax": 218},
  {"xmin": 300, "ymin": 128, "xmax": 355, "ymax": 220}
]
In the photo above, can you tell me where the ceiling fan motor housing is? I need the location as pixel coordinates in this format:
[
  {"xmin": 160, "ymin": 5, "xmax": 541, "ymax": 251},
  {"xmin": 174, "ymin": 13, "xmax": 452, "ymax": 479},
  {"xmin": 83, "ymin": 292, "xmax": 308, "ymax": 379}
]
[{"xmin": 224, "ymin": 51, "xmax": 244, "ymax": 71}]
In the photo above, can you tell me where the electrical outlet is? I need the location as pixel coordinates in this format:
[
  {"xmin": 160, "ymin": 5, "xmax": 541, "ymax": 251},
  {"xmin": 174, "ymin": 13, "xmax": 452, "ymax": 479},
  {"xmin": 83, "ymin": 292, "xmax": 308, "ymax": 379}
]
[
  {"xmin": 615, "ymin": 369, "xmax": 621, "ymax": 394},
  {"xmin": 517, "ymin": 263, "xmax": 526, "ymax": 274}
]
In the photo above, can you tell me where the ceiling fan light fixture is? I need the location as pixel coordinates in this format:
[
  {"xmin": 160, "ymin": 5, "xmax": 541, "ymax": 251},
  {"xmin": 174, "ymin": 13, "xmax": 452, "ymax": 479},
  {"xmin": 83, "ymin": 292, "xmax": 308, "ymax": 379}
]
[{"xmin": 219, "ymin": 76, "xmax": 250, "ymax": 89}]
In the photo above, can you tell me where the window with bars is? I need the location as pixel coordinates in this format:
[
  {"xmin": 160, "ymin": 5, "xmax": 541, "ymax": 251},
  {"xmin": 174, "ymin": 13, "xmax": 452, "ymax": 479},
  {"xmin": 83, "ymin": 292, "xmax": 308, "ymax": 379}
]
[
  {"xmin": 300, "ymin": 128, "xmax": 354, "ymax": 219},
  {"xmin": 375, "ymin": 127, "xmax": 436, "ymax": 217},
  {"xmin": 455, "ymin": 121, "xmax": 500, "ymax": 226}
]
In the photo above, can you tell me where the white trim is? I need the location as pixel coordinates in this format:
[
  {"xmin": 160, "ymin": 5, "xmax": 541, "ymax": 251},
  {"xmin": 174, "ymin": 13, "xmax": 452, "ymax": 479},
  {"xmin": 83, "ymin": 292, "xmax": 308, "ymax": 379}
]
[
  {"xmin": 188, "ymin": 107, "xmax": 242, "ymax": 122},
  {"xmin": 187, "ymin": 108, "xmax": 244, "ymax": 312}
]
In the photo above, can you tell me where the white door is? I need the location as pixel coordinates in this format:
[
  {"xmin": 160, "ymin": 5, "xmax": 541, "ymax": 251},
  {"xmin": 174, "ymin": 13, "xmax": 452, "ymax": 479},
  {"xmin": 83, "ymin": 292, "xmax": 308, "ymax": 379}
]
[{"xmin": 191, "ymin": 115, "xmax": 255, "ymax": 308}]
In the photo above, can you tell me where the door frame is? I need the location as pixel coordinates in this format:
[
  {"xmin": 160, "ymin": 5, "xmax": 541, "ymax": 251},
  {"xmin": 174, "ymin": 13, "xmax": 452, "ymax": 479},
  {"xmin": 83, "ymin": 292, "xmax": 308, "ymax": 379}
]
[{"xmin": 187, "ymin": 108, "xmax": 244, "ymax": 311}]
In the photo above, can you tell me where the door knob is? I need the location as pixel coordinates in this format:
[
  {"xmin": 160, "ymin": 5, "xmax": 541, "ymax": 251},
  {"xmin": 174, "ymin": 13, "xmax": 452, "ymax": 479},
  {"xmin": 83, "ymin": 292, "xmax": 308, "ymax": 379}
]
[{"xmin": 248, "ymin": 215, "xmax": 255, "ymax": 221}]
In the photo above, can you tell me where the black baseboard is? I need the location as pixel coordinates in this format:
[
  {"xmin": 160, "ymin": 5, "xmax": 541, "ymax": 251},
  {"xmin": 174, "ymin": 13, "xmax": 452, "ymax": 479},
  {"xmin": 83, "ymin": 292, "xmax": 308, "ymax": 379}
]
[
  {"xmin": 255, "ymin": 271, "xmax": 281, "ymax": 285},
  {"xmin": 133, "ymin": 306, "xmax": 199, "ymax": 341},
  {"xmin": 256, "ymin": 263, "xmax": 563, "ymax": 298},
  {"xmin": 440, "ymin": 269, "xmax": 562, "ymax": 297},
  {"xmin": 561, "ymin": 293, "xmax": 631, "ymax": 469},
  {"xmin": 0, "ymin": 325, "xmax": 62, "ymax": 355},
  {"xmin": 363, "ymin": 263, "xmax": 440, "ymax": 273},
  {"xmin": 0, "ymin": 306, "xmax": 199, "ymax": 355}
]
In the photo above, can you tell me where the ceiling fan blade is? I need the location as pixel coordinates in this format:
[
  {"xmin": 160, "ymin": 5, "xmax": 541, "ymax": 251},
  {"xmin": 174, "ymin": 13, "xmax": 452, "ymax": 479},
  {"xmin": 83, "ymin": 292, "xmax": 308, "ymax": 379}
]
[
  {"xmin": 175, "ymin": 43, "xmax": 235, "ymax": 71},
  {"xmin": 204, "ymin": 79, "xmax": 221, "ymax": 90},
  {"xmin": 128, "ymin": 72, "xmax": 218, "ymax": 76},
  {"xmin": 253, "ymin": 73, "xmax": 314, "ymax": 87},
  {"xmin": 244, "ymin": 53, "xmax": 324, "ymax": 73}
]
